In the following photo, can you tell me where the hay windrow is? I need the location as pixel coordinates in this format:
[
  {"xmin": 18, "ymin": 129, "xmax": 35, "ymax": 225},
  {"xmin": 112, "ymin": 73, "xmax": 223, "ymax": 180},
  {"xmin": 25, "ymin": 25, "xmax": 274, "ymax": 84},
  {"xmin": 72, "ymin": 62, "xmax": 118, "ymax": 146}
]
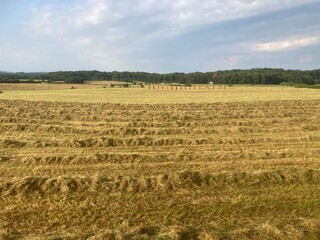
[
  {"xmin": 1, "ymin": 98, "xmax": 320, "ymax": 239},
  {"xmin": 3, "ymin": 219, "xmax": 320, "ymax": 240},
  {"xmin": 1, "ymin": 168, "xmax": 320, "ymax": 196}
]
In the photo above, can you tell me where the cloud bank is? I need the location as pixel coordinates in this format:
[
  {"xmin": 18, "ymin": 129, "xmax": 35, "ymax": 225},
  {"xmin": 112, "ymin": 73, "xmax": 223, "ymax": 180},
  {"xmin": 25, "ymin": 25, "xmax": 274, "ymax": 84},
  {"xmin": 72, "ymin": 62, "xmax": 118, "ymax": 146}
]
[
  {"xmin": 253, "ymin": 36, "xmax": 320, "ymax": 52},
  {"xmin": 1, "ymin": 0, "xmax": 319, "ymax": 72},
  {"xmin": 28, "ymin": 0, "xmax": 318, "ymax": 38}
]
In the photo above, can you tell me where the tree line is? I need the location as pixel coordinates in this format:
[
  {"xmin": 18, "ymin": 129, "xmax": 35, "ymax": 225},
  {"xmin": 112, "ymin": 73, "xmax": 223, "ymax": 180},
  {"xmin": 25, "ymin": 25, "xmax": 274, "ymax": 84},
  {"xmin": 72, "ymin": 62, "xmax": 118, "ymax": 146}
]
[{"xmin": 0, "ymin": 68, "xmax": 319, "ymax": 85}]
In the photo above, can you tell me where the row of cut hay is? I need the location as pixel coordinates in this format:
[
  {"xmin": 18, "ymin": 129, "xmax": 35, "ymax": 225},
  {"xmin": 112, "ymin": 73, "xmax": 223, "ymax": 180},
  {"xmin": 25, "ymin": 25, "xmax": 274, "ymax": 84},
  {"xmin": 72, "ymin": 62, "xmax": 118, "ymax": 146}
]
[
  {"xmin": 0, "ymin": 115, "xmax": 273, "ymax": 127},
  {"xmin": 124, "ymin": 116, "xmax": 318, "ymax": 128},
  {"xmin": 0, "ymin": 123, "xmax": 101, "ymax": 135},
  {"xmin": 2, "ymin": 134, "xmax": 319, "ymax": 149},
  {"xmin": 2, "ymin": 168, "xmax": 320, "ymax": 196},
  {"xmin": 0, "ymin": 139, "xmax": 59, "ymax": 148},
  {"xmin": 124, "ymin": 119, "xmax": 287, "ymax": 128},
  {"xmin": 1, "ymin": 107, "xmax": 314, "ymax": 124},
  {"xmin": 2, "ymin": 98, "xmax": 317, "ymax": 111},
  {"xmin": 0, "ymin": 116, "xmax": 62, "ymax": 125},
  {"xmin": 1, "ymin": 121, "xmax": 318, "ymax": 139},
  {"xmin": 0, "ymin": 117, "xmax": 317, "ymax": 136},
  {"xmin": 65, "ymin": 137, "xmax": 205, "ymax": 148},
  {"xmin": 64, "ymin": 135, "xmax": 320, "ymax": 147},
  {"xmin": 7, "ymin": 147, "xmax": 319, "ymax": 165},
  {"xmin": 72, "ymin": 136, "xmax": 209, "ymax": 148},
  {"xmin": 9, "ymin": 218, "xmax": 320, "ymax": 240},
  {"xmin": 112, "ymin": 127, "xmax": 218, "ymax": 136},
  {"xmin": 0, "ymin": 124, "xmax": 220, "ymax": 136},
  {"xmin": 0, "ymin": 139, "xmax": 27, "ymax": 148},
  {"xmin": 19, "ymin": 153, "xmax": 156, "ymax": 164},
  {"xmin": 0, "ymin": 174, "xmax": 172, "ymax": 196},
  {"xmin": 1, "ymin": 105, "xmax": 317, "ymax": 125},
  {"xmin": 1, "ymin": 100, "xmax": 319, "ymax": 122}
]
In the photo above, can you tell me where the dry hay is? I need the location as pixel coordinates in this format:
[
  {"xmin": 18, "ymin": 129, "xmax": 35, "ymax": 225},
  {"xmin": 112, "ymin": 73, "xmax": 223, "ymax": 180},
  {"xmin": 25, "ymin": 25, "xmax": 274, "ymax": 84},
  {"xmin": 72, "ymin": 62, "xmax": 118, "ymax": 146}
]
[
  {"xmin": 1, "ymin": 99, "xmax": 320, "ymax": 239},
  {"xmin": 1, "ymin": 168, "xmax": 320, "ymax": 197},
  {"xmin": 2, "ymin": 220, "xmax": 320, "ymax": 240}
]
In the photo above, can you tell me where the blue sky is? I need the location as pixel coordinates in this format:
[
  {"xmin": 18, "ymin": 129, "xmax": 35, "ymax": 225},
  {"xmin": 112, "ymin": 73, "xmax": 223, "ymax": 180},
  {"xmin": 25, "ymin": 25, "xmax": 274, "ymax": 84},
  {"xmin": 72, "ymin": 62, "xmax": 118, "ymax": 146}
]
[{"xmin": 1, "ymin": 0, "xmax": 320, "ymax": 73}]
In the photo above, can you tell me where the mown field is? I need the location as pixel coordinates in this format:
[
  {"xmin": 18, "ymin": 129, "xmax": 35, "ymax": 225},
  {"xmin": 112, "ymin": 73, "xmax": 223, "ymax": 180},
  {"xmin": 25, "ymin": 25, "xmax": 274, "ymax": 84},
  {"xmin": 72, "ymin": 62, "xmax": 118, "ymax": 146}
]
[
  {"xmin": 0, "ymin": 85, "xmax": 320, "ymax": 239},
  {"xmin": 1, "ymin": 83, "xmax": 320, "ymax": 103}
]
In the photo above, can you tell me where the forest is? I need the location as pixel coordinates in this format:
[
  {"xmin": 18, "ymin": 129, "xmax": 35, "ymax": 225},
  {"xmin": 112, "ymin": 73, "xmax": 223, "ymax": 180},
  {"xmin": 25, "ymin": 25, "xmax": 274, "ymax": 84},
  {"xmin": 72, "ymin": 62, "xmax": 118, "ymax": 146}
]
[{"xmin": 0, "ymin": 68, "xmax": 319, "ymax": 85}]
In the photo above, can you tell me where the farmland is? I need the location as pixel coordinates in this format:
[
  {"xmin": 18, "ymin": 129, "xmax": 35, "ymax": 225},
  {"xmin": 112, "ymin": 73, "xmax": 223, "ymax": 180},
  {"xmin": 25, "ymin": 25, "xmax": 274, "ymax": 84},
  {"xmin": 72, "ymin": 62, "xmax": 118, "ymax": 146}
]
[
  {"xmin": 0, "ymin": 85, "xmax": 320, "ymax": 239},
  {"xmin": 1, "ymin": 83, "xmax": 320, "ymax": 104}
]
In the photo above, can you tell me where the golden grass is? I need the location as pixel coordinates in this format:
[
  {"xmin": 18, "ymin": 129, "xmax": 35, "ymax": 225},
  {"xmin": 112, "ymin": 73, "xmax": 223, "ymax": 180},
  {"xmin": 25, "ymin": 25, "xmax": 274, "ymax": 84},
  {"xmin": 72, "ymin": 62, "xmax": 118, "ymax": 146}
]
[
  {"xmin": 0, "ymin": 83, "xmax": 319, "ymax": 103},
  {"xmin": 0, "ymin": 97, "xmax": 320, "ymax": 239}
]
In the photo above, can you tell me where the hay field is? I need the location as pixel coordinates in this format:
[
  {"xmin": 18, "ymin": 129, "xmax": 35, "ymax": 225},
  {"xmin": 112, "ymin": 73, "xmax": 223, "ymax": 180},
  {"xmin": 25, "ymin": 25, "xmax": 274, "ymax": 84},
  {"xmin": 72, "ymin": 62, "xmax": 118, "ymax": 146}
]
[
  {"xmin": 1, "ymin": 83, "xmax": 320, "ymax": 103},
  {"xmin": 1, "ymin": 87, "xmax": 320, "ymax": 239}
]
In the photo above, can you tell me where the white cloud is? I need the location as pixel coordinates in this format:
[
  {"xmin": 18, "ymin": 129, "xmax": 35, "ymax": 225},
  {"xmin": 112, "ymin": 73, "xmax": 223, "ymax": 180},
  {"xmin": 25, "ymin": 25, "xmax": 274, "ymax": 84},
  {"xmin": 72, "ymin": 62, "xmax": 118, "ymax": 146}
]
[
  {"xmin": 27, "ymin": 0, "xmax": 318, "ymax": 38},
  {"xmin": 253, "ymin": 36, "xmax": 320, "ymax": 52},
  {"xmin": 156, "ymin": 0, "xmax": 318, "ymax": 32},
  {"xmin": 22, "ymin": 0, "xmax": 320, "ymax": 71},
  {"xmin": 27, "ymin": 0, "xmax": 109, "ymax": 36}
]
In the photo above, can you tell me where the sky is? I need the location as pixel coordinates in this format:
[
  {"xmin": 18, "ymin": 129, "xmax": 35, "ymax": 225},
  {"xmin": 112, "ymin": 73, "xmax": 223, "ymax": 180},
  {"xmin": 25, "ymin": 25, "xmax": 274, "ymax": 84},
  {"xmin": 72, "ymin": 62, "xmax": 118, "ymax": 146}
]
[{"xmin": 1, "ymin": 0, "xmax": 320, "ymax": 73}]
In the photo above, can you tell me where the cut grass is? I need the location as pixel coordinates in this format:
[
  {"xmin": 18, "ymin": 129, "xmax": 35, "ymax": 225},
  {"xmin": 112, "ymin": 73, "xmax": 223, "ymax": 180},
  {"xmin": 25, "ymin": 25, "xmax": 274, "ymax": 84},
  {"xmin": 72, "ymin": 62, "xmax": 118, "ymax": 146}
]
[
  {"xmin": 0, "ymin": 97, "xmax": 320, "ymax": 239},
  {"xmin": 0, "ymin": 84, "xmax": 319, "ymax": 104}
]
